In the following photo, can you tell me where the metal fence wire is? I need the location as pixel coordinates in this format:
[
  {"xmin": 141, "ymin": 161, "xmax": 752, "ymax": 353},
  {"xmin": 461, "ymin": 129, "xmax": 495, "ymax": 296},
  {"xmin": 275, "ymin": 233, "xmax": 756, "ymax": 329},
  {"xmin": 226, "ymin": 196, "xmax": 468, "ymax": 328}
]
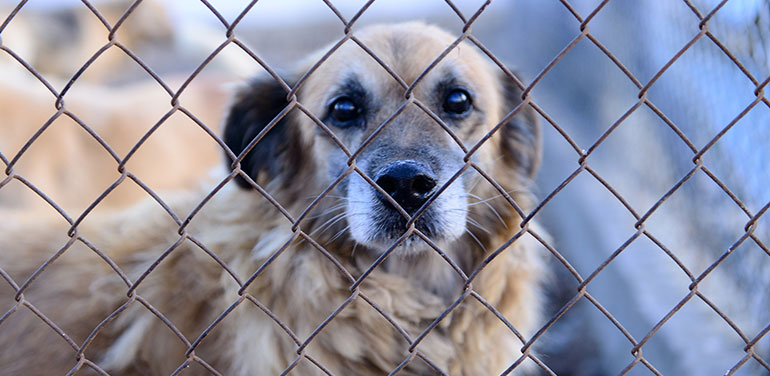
[{"xmin": 0, "ymin": 0, "xmax": 768, "ymax": 375}]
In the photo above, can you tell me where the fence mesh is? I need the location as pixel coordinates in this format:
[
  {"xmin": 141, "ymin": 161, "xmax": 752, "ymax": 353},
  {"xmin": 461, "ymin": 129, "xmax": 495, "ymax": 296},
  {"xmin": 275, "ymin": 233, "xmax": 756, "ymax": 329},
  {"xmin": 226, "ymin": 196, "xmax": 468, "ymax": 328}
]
[{"xmin": 0, "ymin": 0, "xmax": 768, "ymax": 375}]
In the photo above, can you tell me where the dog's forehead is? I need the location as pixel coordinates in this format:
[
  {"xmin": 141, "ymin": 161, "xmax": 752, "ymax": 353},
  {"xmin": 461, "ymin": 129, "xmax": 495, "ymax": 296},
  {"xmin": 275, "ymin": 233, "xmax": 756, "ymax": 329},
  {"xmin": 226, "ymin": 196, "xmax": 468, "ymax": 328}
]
[{"xmin": 306, "ymin": 23, "xmax": 491, "ymax": 92}]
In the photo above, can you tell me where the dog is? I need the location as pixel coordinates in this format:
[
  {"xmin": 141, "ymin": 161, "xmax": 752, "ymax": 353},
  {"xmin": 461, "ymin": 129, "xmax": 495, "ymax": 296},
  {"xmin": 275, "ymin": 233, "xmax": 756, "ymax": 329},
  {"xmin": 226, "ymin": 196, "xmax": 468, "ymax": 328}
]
[{"xmin": 0, "ymin": 22, "xmax": 544, "ymax": 375}]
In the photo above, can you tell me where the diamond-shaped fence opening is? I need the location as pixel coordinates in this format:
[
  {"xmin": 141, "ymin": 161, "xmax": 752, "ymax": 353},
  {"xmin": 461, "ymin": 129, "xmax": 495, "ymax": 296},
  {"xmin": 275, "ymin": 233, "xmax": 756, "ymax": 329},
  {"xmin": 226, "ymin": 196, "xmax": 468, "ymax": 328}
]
[{"xmin": 0, "ymin": 0, "xmax": 768, "ymax": 375}]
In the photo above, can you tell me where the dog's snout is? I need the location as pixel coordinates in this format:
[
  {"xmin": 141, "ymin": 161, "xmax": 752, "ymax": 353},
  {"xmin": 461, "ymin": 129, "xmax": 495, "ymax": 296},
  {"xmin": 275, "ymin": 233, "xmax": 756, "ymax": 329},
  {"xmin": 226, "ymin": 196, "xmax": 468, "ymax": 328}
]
[{"xmin": 374, "ymin": 161, "xmax": 437, "ymax": 214}]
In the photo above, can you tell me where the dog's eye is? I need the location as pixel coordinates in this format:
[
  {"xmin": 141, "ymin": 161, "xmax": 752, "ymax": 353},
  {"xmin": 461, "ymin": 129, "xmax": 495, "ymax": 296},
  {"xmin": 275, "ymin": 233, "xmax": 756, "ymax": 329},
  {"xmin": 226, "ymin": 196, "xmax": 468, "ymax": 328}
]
[
  {"xmin": 443, "ymin": 89, "xmax": 472, "ymax": 115},
  {"xmin": 329, "ymin": 97, "xmax": 362, "ymax": 126}
]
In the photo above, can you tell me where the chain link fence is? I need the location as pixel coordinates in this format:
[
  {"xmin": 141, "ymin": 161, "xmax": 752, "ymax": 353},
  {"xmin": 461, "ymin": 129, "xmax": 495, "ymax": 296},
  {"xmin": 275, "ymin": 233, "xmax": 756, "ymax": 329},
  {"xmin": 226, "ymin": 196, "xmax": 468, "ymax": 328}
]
[{"xmin": 0, "ymin": 0, "xmax": 768, "ymax": 375}]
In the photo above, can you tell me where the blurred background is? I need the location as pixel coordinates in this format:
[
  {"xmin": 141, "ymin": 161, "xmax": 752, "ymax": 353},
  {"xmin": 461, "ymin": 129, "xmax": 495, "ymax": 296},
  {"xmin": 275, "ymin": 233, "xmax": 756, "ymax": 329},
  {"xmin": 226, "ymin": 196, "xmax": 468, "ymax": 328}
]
[{"xmin": 1, "ymin": 0, "xmax": 768, "ymax": 374}]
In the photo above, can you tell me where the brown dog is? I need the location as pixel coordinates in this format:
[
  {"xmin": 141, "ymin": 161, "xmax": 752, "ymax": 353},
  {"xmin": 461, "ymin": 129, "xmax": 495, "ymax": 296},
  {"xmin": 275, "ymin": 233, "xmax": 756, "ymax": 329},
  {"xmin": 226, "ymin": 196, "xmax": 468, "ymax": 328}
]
[{"xmin": 0, "ymin": 22, "xmax": 543, "ymax": 375}]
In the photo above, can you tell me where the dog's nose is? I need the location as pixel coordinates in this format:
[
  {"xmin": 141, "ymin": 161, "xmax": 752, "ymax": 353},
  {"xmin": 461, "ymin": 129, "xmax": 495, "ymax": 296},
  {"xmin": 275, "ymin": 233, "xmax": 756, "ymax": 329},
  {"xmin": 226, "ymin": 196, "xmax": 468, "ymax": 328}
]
[{"xmin": 374, "ymin": 161, "xmax": 437, "ymax": 215}]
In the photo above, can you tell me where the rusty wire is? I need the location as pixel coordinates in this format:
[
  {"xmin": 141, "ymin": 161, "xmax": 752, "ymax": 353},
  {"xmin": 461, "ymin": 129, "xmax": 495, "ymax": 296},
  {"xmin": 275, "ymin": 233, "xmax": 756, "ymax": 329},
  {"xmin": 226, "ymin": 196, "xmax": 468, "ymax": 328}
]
[{"xmin": 0, "ymin": 0, "xmax": 768, "ymax": 375}]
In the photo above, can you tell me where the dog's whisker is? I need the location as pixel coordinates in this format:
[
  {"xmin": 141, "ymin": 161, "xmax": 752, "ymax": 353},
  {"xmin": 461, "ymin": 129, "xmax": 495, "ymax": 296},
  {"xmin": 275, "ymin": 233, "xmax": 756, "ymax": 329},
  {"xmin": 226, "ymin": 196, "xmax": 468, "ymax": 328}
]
[
  {"xmin": 464, "ymin": 228, "xmax": 487, "ymax": 253},
  {"xmin": 343, "ymin": 200, "xmax": 371, "ymax": 205},
  {"xmin": 310, "ymin": 212, "xmax": 347, "ymax": 236},
  {"xmin": 305, "ymin": 204, "xmax": 346, "ymax": 220},
  {"xmin": 326, "ymin": 214, "xmax": 350, "ymax": 231},
  {"xmin": 465, "ymin": 217, "xmax": 492, "ymax": 235},
  {"xmin": 313, "ymin": 209, "xmax": 346, "ymax": 224},
  {"xmin": 466, "ymin": 189, "xmax": 527, "ymax": 206},
  {"xmin": 303, "ymin": 195, "xmax": 349, "ymax": 207},
  {"xmin": 466, "ymin": 192, "xmax": 483, "ymax": 201},
  {"xmin": 326, "ymin": 225, "xmax": 351, "ymax": 245},
  {"xmin": 466, "ymin": 194, "xmax": 508, "ymax": 229}
]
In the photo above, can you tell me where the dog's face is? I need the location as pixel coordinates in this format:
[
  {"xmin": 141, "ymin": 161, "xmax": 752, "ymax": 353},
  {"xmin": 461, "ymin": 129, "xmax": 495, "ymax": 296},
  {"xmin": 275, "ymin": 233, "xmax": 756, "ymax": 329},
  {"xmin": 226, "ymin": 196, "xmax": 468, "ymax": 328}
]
[{"xmin": 224, "ymin": 22, "xmax": 540, "ymax": 258}]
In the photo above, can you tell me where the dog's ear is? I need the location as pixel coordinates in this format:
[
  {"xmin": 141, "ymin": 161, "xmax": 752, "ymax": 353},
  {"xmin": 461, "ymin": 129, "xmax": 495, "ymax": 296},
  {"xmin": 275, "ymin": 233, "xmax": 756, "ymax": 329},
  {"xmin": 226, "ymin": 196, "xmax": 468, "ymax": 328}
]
[
  {"xmin": 498, "ymin": 70, "xmax": 542, "ymax": 179},
  {"xmin": 223, "ymin": 77, "xmax": 305, "ymax": 189}
]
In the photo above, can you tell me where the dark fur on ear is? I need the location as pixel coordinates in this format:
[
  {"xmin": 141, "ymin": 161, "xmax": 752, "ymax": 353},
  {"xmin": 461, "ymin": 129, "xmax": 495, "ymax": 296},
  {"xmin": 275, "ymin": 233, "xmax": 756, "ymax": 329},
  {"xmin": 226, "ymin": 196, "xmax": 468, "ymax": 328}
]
[
  {"xmin": 498, "ymin": 70, "xmax": 542, "ymax": 179},
  {"xmin": 223, "ymin": 77, "xmax": 306, "ymax": 189}
]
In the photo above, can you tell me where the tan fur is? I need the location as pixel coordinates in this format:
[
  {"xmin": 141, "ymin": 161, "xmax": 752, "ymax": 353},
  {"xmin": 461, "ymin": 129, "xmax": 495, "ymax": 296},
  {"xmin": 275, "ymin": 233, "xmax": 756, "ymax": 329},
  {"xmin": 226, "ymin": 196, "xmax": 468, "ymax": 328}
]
[
  {"xmin": 0, "ymin": 22, "xmax": 544, "ymax": 375},
  {"xmin": 0, "ymin": 75, "xmax": 228, "ymax": 213}
]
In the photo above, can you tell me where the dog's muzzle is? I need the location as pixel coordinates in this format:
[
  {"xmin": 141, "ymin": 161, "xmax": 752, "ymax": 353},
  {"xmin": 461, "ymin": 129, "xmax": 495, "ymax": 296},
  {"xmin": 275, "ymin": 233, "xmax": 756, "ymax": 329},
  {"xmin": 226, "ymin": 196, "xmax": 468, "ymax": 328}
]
[{"xmin": 345, "ymin": 157, "xmax": 465, "ymax": 252}]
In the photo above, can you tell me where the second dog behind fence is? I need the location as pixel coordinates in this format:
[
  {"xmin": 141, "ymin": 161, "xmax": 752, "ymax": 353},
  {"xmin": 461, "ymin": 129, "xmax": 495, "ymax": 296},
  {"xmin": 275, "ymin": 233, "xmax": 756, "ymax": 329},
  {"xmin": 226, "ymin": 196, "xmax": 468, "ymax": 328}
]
[{"xmin": 0, "ymin": 22, "xmax": 547, "ymax": 375}]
